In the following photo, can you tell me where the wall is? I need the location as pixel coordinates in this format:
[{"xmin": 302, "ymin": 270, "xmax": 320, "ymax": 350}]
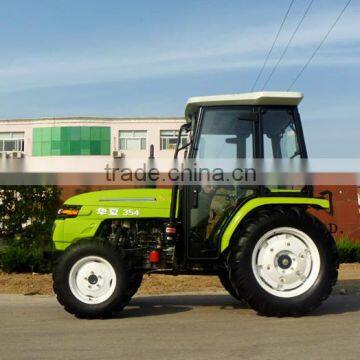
[
  {"xmin": 0, "ymin": 117, "xmax": 185, "ymax": 159},
  {"xmin": 312, "ymin": 185, "xmax": 360, "ymax": 242}
]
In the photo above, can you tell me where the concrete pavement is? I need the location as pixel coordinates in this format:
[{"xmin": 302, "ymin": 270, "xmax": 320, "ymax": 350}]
[{"xmin": 0, "ymin": 290, "xmax": 359, "ymax": 360}]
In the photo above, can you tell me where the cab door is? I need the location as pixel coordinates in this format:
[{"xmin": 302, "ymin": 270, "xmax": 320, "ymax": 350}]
[{"xmin": 184, "ymin": 106, "xmax": 258, "ymax": 259}]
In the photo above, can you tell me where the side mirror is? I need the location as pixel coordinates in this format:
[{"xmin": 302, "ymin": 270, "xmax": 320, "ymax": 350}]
[{"xmin": 174, "ymin": 123, "xmax": 192, "ymax": 159}]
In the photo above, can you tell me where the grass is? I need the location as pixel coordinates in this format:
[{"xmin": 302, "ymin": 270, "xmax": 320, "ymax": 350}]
[{"xmin": 336, "ymin": 237, "xmax": 360, "ymax": 263}]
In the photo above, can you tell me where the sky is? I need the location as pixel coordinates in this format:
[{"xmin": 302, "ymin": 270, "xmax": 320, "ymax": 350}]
[{"xmin": 0, "ymin": 0, "xmax": 359, "ymax": 157}]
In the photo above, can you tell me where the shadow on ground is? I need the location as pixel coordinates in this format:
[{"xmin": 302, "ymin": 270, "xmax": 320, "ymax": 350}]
[
  {"xmin": 113, "ymin": 283, "xmax": 360, "ymax": 319},
  {"xmin": 113, "ymin": 294, "xmax": 246, "ymax": 319}
]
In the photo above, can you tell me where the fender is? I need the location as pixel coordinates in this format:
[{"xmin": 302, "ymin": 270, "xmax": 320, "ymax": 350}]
[{"xmin": 220, "ymin": 197, "xmax": 329, "ymax": 253}]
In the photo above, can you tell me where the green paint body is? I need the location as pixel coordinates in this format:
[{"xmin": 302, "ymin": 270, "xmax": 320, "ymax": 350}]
[
  {"xmin": 220, "ymin": 197, "xmax": 329, "ymax": 252},
  {"xmin": 52, "ymin": 189, "xmax": 329, "ymax": 253},
  {"xmin": 52, "ymin": 188, "xmax": 172, "ymax": 250}
]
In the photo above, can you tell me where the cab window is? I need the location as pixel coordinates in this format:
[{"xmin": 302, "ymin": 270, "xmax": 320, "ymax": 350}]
[
  {"xmin": 196, "ymin": 108, "xmax": 254, "ymax": 159},
  {"xmin": 262, "ymin": 109, "xmax": 300, "ymax": 159}
]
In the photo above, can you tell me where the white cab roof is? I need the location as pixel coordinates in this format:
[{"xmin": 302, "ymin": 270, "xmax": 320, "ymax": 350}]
[{"xmin": 185, "ymin": 91, "xmax": 303, "ymax": 120}]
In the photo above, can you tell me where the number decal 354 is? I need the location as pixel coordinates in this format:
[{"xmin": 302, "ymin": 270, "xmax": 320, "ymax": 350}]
[
  {"xmin": 122, "ymin": 208, "xmax": 140, "ymax": 216},
  {"xmin": 96, "ymin": 208, "xmax": 140, "ymax": 216}
]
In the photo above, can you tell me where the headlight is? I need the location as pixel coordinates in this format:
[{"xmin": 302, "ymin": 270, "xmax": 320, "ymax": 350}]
[{"xmin": 57, "ymin": 205, "xmax": 82, "ymax": 218}]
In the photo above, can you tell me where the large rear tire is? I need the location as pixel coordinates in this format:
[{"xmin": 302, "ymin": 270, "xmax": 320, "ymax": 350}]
[
  {"xmin": 53, "ymin": 239, "xmax": 130, "ymax": 318},
  {"xmin": 229, "ymin": 207, "xmax": 339, "ymax": 317},
  {"xmin": 218, "ymin": 271, "xmax": 243, "ymax": 301}
]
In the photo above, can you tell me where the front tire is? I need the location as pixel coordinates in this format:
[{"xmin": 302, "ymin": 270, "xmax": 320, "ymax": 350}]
[
  {"xmin": 53, "ymin": 239, "xmax": 129, "ymax": 318},
  {"xmin": 127, "ymin": 272, "xmax": 143, "ymax": 300},
  {"xmin": 229, "ymin": 207, "xmax": 339, "ymax": 317}
]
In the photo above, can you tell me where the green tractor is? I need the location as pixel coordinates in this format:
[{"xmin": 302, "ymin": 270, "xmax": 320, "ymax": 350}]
[{"xmin": 52, "ymin": 92, "xmax": 338, "ymax": 318}]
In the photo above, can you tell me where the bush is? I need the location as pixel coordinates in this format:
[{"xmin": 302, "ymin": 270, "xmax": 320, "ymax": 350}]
[
  {"xmin": 0, "ymin": 186, "xmax": 60, "ymax": 273},
  {"xmin": 0, "ymin": 245, "xmax": 52, "ymax": 273},
  {"xmin": 0, "ymin": 186, "xmax": 60, "ymax": 247},
  {"xmin": 337, "ymin": 237, "xmax": 360, "ymax": 263}
]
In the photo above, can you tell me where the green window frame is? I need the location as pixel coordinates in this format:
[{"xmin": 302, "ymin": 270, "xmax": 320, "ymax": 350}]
[{"xmin": 32, "ymin": 126, "xmax": 110, "ymax": 156}]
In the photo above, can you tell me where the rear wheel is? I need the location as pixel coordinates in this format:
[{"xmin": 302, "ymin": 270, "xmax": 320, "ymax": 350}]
[
  {"xmin": 218, "ymin": 271, "xmax": 243, "ymax": 301},
  {"xmin": 53, "ymin": 239, "xmax": 130, "ymax": 318},
  {"xmin": 229, "ymin": 207, "xmax": 338, "ymax": 316}
]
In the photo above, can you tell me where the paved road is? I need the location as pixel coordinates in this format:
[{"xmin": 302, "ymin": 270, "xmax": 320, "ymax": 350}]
[{"xmin": 0, "ymin": 290, "xmax": 359, "ymax": 360}]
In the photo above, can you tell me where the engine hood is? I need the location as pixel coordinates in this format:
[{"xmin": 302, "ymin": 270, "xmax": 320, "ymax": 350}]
[{"xmin": 65, "ymin": 188, "xmax": 172, "ymax": 210}]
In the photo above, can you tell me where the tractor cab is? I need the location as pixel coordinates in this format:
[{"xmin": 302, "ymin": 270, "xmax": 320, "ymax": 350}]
[
  {"xmin": 184, "ymin": 91, "xmax": 305, "ymax": 160},
  {"xmin": 172, "ymin": 92, "xmax": 307, "ymax": 259}
]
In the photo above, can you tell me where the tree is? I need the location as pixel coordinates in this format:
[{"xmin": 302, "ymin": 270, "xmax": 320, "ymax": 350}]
[{"xmin": 0, "ymin": 186, "xmax": 61, "ymax": 272}]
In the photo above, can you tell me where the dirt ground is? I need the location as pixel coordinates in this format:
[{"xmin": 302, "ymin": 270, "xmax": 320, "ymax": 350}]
[{"xmin": 0, "ymin": 263, "xmax": 359, "ymax": 296}]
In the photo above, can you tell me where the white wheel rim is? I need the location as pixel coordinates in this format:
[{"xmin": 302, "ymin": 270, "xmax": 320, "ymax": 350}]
[
  {"xmin": 69, "ymin": 256, "xmax": 117, "ymax": 305},
  {"xmin": 251, "ymin": 227, "xmax": 321, "ymax": 298}
]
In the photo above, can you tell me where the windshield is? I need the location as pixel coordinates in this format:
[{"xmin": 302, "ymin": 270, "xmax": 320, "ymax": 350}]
[{"xmin": 196, "ymin": 108, "xmax": 254, "ymax": 159}]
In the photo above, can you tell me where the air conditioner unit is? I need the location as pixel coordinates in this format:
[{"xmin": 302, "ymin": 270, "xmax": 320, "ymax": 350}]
[
  {"xmin": 112, "ymin": 150, "xmax": 125, "ymax": 159},
  {"xmin": 10, "ymin": 151, "xmax": 25, "ymax": 159}
]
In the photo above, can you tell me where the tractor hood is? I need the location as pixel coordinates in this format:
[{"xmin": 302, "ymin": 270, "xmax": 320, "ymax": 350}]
[
  {"xmin": 53, "ymin": 188, "xmax": 172, "ymax": 251},
  {"xmin": 65, "ymin": 188, "xmax": 172, "ymax": 209}
]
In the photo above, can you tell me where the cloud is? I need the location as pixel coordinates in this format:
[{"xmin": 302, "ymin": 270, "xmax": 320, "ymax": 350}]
[{"xmin": 0, "ymin": 4, "xmax": 359, "ymax": 93}]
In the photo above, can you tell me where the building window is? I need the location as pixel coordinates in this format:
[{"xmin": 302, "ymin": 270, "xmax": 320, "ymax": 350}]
[
  {"xmin": 0, "ymin": 132, "xmax": 25, "ymax": 152},
  {"xmin": 119, "ymin": 130, "xmax": 147, "ymax": 150},
  {"xmin": 32, "ymin": 126, "xmax": 110, "ymax": 156},
  {"xmin": 160, "ymin": 130, "xmax": 187, "ymax": 150}
]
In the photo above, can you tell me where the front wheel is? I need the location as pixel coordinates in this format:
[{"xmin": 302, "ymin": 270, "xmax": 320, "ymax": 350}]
[
  {"xmin": 127, "ymin": 272, "xmax": 143, "ymax": 300},
  {"xmin": 229, "ymin": 207, "xmax": 339, "ymax": 317},
  {"xmin": 53, "ymin": 239, "xmax": 129, "ymax": 318}
]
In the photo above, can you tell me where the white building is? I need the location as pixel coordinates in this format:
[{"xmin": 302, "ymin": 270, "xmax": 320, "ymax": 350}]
[{"xmin": 0, "ymin": 116, "xmax": 186, "ymax": 160}]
